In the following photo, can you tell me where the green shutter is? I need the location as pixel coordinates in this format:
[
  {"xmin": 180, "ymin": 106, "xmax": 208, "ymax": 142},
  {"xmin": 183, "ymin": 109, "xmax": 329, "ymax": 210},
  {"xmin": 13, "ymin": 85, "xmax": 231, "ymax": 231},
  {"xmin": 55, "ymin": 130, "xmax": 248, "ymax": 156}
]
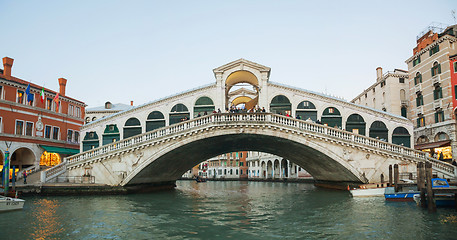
[
  {"xmin": 435, "ymin": 113, "xmax": 438, "ymax": 123},
  {"xmin": 431, "ymin": 67, "xmax": 435, "ymax": 77},
  {"xmin": 455, "ymin": 85, "xmax": 457, "ymax": 100},
  {"xmin": 438, "ymin": 64, "xmax": 441, "ymax": 74}
]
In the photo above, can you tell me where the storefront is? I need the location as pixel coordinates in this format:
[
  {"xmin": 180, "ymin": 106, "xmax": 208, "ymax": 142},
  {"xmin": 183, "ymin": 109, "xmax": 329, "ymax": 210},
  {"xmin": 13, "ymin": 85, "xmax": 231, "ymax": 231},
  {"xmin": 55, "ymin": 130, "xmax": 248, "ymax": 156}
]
[
  {"xmin": 39, "ymin": 145, "xmax": 80, "ymax": 167},
  {"xmin": 415, "ymin": 140, "xmax": 452, "ymax": 162}
]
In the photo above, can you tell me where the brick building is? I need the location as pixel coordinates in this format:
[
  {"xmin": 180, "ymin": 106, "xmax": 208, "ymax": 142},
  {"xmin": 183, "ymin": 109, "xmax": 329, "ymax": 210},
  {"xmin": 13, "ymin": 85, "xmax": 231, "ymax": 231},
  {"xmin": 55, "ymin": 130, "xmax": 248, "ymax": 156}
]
[{"xmin": 0, "ymin": 56, "xmax": 86, "ymax": 174}]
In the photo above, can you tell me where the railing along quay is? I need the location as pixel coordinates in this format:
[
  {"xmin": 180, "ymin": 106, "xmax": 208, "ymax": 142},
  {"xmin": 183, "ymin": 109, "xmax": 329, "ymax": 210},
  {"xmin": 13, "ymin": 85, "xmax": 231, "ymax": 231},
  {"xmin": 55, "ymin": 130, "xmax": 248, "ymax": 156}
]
[{"xmin": 49, "ymin": 113, "xmax": 456, "ymax": 180}]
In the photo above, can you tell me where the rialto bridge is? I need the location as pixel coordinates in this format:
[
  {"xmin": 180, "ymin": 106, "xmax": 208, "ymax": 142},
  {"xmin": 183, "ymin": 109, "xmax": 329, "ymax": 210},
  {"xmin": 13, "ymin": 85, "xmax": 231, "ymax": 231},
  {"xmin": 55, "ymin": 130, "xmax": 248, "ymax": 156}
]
[{"xmin": 42, "ymin": 59, "xmax": 457, "ymax": 186}]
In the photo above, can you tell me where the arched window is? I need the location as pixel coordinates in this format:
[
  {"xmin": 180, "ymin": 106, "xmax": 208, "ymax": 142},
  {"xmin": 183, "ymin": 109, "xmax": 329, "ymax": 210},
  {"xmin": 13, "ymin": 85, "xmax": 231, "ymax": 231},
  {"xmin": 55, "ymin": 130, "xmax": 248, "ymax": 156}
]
[
  {"xmin": 431, "ymin": 61, "xmax": 441, "ymax": 77},
  {"xmin": 82, "ymin": 131, "xmax": 99, "ymax": 151},
  {"xmin": 400, "ymin": 89, "xmax": 406, "ymax": 101},
  {"xmin": 194, "ymin": 97, "xmax": 215, "ymax": 117},
  {"xmin": 392, "ymin": 127, "xmax": 410, "ymax": 147},
  {"xmin": 321, "ymin": 107, "xmax": 342, "ymax": 128},
  {"xmin": 270, "ymin": 95, "xmax": 291, "ymax": 115},
  {"xmin": 345, "ymin": 114, "xmax": 365, "ymax": 135},
  {"xmin": 414, "ymin": 72, "xmax": 422, "ymax": 85},
  {"xmin": 169, "ymin": 104, "xmax": 190, "ymax": 125},
  {"xmin": 146, "ymin": 111, "xmax": 166, "ymax": 131},
  {"xmin": 369, "ymin": 121, "xmax": 388, "ymax": 141},
  {"xmin": 435, "ymin": 132, "xmax": 449, "ymax": 142},
  {"xmin": 123, "ymin": 117, "xmax": 142, "ymax": 138},
  {"xmin": 296, "ymin": 101, "xmax": 317, "ymax": 121}
]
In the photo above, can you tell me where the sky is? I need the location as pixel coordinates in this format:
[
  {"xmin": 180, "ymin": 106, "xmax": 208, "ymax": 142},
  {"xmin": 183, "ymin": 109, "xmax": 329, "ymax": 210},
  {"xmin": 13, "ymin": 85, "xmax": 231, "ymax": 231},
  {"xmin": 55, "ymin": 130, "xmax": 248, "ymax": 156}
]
[{"xmin": 0, "ymin": 0, "xmax": 456, "ymax": 108}]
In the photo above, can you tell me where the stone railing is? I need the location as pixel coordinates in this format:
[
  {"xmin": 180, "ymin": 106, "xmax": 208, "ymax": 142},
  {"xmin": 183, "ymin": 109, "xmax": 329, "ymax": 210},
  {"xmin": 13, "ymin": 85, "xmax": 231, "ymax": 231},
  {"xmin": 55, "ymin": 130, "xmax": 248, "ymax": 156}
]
[
  {"xmin": 16, "ymin": 165, "xmax": 39, "ymax": 180},
  {"xmin": 58, "ymin": 113, "xmax": 456, "ymax": 179},
  {"xmin": 41, "ymin": 162, "xmax": 68, "ymax": 183}
]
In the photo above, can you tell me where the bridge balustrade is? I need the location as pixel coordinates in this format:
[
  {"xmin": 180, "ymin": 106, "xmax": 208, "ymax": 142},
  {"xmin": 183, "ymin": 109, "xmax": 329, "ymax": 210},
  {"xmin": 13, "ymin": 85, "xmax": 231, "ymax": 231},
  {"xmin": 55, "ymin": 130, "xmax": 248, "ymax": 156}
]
[{"xmin": 56, "ymin": 113, "xmax": 456, "ymax": 179}]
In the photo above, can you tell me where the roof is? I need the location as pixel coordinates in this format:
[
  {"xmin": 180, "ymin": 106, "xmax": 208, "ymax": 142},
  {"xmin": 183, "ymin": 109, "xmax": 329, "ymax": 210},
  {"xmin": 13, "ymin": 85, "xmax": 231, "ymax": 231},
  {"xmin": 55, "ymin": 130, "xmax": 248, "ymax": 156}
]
[{"xmin": 86, "ymin": 103, "xmax": 133, "ymax": 112}]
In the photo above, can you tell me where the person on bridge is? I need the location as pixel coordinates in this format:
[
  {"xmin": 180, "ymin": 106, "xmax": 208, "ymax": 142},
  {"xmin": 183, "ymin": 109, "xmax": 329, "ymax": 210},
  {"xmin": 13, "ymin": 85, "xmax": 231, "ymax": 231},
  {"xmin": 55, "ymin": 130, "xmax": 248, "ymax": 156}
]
[
  {"xmin": 439, "ymin": 152, "xmax": 444, "ymax": 161},
  {"xmin": 23, "ymin": 171, "xmax": 27, "ymax": 184}
]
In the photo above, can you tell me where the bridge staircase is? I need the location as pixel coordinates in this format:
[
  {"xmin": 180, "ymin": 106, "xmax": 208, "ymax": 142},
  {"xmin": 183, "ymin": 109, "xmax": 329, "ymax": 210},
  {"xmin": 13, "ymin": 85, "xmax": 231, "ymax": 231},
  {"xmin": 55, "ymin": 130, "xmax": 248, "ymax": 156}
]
[{"xmin": 42, "ymin": 113, "xmax": 457, "ymax": 183}]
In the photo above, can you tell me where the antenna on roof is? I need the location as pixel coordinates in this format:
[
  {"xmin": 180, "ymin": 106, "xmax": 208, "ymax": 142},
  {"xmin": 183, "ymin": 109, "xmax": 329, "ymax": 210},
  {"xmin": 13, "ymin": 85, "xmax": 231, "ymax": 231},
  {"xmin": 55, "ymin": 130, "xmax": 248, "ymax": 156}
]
[{"xmin": 452, "ymin": 10, "xmax": 456, "ymax": 24}]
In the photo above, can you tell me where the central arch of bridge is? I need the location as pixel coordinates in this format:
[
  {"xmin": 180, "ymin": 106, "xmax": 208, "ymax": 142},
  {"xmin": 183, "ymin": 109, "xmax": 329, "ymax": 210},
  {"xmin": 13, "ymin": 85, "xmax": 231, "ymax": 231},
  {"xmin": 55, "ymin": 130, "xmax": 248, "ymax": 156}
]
[{"xmin": 123, "ymin": 129, "xmax": 364, "ymax": 186}]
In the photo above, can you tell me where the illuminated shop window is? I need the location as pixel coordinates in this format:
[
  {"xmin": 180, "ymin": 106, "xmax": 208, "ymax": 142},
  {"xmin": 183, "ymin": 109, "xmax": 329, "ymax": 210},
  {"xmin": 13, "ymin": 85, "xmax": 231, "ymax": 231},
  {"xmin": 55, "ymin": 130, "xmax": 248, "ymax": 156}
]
[{"xmin": 40, "ymin": 151, "xmax": 61, "ymax": 166}]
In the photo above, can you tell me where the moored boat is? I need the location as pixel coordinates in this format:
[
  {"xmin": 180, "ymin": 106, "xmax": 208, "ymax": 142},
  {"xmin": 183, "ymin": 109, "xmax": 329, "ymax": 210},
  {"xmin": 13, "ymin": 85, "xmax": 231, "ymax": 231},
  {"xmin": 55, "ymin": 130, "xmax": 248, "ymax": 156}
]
[
  {"xmin": 349, "ymin": 183, "xmax": 388, "ymax": 197},
  {"xmin": 384, "ymin": 185, "xmax": 419, "ymax": 202},
  {"xmin": 0, "ymin": 197, "xmax": 25, "ymax": 212},
  {"xmin": 412, "ymin": 178, "xmax": 457, "ymax": 207}
]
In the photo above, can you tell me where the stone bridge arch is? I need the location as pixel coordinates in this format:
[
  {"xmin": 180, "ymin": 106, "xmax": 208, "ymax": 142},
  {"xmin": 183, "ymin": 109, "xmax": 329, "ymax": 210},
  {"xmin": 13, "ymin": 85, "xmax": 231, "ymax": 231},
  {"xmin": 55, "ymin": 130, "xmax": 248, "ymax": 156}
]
[{"xmin": 121, "ymin": 126, "xmax": 368, "ymax": 186}]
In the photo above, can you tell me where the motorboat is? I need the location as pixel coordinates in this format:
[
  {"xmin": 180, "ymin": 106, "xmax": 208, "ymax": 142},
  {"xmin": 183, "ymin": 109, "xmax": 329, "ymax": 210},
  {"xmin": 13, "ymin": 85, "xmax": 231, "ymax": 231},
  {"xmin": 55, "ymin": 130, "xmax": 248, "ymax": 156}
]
[
  {"xmin": 384, "ymin": 184, "xmax": 419, "ymax": 202},
  {"xmin": 413, "ymin": 178, "xmax": 457, "ymax": 207},
  {"xmin": 0, "ymin": 196, "xmax": 25, "ymax": 212}
]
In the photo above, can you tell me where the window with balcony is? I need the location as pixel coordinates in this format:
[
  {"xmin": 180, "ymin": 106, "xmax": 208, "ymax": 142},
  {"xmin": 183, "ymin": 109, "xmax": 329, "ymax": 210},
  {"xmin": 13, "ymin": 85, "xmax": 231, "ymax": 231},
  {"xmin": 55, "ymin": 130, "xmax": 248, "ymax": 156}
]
[
  {"xmin": 414, "ymin": 73, "xmax": 422, "ymax": 85},
  {"xmin": 413, "ymin": 56, "xmax": 421, "ymax": 66},
  {"xmin": 435, "ymin": 111, "xmax": 444, "ymax": 123},
  {"xmin": 417, "ymin": 117, "xmax": 425, "ymax": 127},
  {"xmin": 68, "ymin": 105, "xmax": 74, "ymax": 116},
  {"xmin": 25, "ymin": 122, "xmax": 33, "ymax": 136},
  {"xmin": 431, "ymin": 62, "xmax": 441, "ymax": 77},
  {"xmin": 45, "ymin": 125, "xmax": 51, "ymax": 138},
  {"xmin": 15, "ymin": 120, "xmax": 24, "ymax": 135},
  {"xmin": 433, "ymin": 86, "xmax": 443, "ymax": 100},
  {"xmin": 416, "ymin": 94, "xmax": 424, "ymax": 107},
  {"xmin": 429, "ymin": 44, "xmax": 440, "ymax": 56}
]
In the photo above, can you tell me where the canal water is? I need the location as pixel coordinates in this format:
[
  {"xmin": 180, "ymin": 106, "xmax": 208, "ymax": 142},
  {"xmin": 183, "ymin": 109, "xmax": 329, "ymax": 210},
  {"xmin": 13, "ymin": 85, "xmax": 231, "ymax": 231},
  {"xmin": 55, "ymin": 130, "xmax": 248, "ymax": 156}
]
[{"xmin": 2, "ymin": 181, "xmax": 457, "ymax": 240}]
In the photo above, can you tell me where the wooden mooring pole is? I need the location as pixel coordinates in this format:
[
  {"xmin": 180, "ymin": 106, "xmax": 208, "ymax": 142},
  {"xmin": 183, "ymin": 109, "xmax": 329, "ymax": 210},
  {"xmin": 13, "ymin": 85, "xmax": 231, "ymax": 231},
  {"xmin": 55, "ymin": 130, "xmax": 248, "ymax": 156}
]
[
  {"xmin": 425, "ymin": 162, "xmax": 436, "ymax": 213},
  {"xmin": 389, "ymin": 165, "xmax": 393, "ymax": 187},
  {"xmin": 417, "ymin": 162, "xmax": 426, "ymax": 208},
  {"xmin": 394, "ymin": 164, "xmax": 399, "ymax": 192}
]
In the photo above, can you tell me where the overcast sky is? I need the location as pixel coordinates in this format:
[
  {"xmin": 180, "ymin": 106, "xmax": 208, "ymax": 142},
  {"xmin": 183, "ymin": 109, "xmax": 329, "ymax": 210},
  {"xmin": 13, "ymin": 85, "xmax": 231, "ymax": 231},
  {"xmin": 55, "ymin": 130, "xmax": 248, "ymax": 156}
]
[{"xmin": 1, "ymin": 1, "xmax": 456, "ymax": 108}]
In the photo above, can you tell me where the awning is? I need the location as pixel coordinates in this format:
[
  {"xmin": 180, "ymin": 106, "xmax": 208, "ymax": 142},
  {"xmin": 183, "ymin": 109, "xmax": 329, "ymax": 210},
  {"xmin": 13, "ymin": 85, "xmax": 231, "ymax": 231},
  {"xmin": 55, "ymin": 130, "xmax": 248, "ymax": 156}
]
[
  {"xmin": 40, "ymin": 145, "xmax": 80, "ymax": 155},
  {"xmin": 414, "ymin": 140, "xmax": 451, "ymax": 150}
]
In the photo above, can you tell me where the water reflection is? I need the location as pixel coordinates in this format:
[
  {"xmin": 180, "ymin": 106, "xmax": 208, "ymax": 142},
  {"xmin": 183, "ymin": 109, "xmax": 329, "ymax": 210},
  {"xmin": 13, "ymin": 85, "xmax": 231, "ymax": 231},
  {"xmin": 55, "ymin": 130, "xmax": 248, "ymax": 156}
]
[{"xmin": 0, "ymin": 181, "xmax": 457, "ymax": 239}]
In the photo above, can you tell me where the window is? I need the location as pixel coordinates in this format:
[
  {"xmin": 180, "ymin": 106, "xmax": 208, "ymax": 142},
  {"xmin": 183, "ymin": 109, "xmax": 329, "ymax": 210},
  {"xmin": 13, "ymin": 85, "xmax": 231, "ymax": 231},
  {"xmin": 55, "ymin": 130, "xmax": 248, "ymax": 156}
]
[
  {"xmin": 26, "ymin": 122, "xmax": 33, "ymax": 136},
  {"xmin": 52, "ymin": 127, "xmax": 59, "ymax": 140},
  {"xmin": 380, "ymin": 81, "xmax": 386, "ymax": 87},
  {"xmin": 373, "ymin": 88, "xmax": 375, "ymax": 93},
  {"xmin": 416, "ymin": 94, "xmax": 423, "ymax": 107},
  {"xmin": 45, "ymin": 126, "xmax": 51, "ymax": 138},
  {"xmin": 413, "ymin": 56, "xmax": 421, "ymax": 66},
  {"xmin": 0, "ymin": 85, "xmax": 3, "ymax": 99},
  {"xmin": 431, "ymin": 62, "xmax": 441, "ymax": 77},
  {"xmin": 455, "ymin": 85, "xmax": 457, "ymax": 100},
  {"xmin": 76, "ymin": 107, "xmax": 81, "ymax": 118},
  {"xmin": 240, "ymin": 152, "xmax": 243, "ymax": 158},
  {"xmin": 435, "ymin": 111, "xmax": 444, "ymax": 123},
  {"xmin": 417, "ymin": 117, "xmax": 425, "ymax": 127},
  {"xmin": 414, "ymin": 73, "xmax": 422, "ymax": 85},
  {"xmin": 0, "ymin": 117, "xmax": 2, "ymax": 133},
  {"xmin": 68, "ymin": 105, "xmax": 74, "ymax": 116},
  {"xmin": 401, "ymin": 106, "xmax": 407, "ymax": 118},
  {"xmin": 429, "ymin": 44, "xmax": 439, "ymax": 56},
  {"xmin": 46, "ymin": 98, "xmax": 53, "ymax": 110},
  {"xmin": 433, "ymin": 86, "xmax": 443, "ymax": 100},
  {"xmin": 67, "ymin": 130, "xmax": 74, "ymax": 142},
  {"xmin": 399, "ymin": 78, "xmax": 405, "ymax": 83},
  {"xmin": 17, "ymin": 90, "xmax": 25, "ymax": 104},
  {"xmin": 15, "ymin": 120, "xmax": 24, "ymax": 135},
  {"xmin": 454, "ymin": 62, "xmax": 457, "ymax": 73}
]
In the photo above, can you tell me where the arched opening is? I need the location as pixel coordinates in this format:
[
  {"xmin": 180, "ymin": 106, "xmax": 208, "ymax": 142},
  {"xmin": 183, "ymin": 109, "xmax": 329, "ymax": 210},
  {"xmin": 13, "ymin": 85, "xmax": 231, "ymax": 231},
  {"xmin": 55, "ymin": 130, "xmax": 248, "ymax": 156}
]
[
  {"xmin": 296, "ymin": 101, "xmax": 317, "ymax": 121},
  {"xmin": 146, "ymin": 111, "xmax": 166, "ymax": 131},
  {"xmin": 194, "ymin": 97, "xmax": 215, "ymax": 117},
  {"xmin": 266, "ymin": 161, "xmax": 273, "ymax": 179},
  {"xmin": 226, "ymin": 71, "xmax": 259, "ymax": 109},
  {"xmin": 11, "ymin": 147, "xmax": 35, "ymax": 170},
  {"xmin": 123, "ymin": 118, "xmax": 142, "ymax": 139},
  {"xmin": 321, "ymin": 107, "xmax": 342, "ymax": 128},
  {"xmin": 270, "ymin": 95, "xmax": 291, "ymax": 115},
  {"xmin": 274, "ymin": 159, "xmax": 280, "ymax": 178},
  {"xmin": 169, "ymin": 104, "xmax": 190, "ymax": 125},
  {"xmin": 345, "ymin": 114, "xmax": 366, "ymax": 135},
  {"xmin": 392, "ymin": 127, "xmax": 410, "ymax": 147},
  {"xmin": 231, "ymin": 96, "xmax": 253, "ymax": 110},
  {"xmin": 103, "ymin": 124, "xmax": 120, "ymax": 145},
  {"xmin": 369, "ymin": 121, "xmax": 388, "ymax": 141},
  {"xmin": 281, "ymin": 159, "xmax": 288, "ymax": 178},
  {"xmin": 261, "ymin": 161, "xmax": 266, "ymax": 178},
  {"xmin": 82, "ymin": 132, "xmax": 99, "ymax": 151}
]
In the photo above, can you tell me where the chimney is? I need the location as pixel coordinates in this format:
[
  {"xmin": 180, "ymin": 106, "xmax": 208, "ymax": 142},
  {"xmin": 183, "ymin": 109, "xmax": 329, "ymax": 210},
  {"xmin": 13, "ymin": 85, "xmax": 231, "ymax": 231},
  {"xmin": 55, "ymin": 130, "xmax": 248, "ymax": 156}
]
[
  {"xmin": 376, "ymin": 67, "xmax": 383, "ymax": 80},
  {"xmin": 2, "ymin": 57, "xmax": 14, "ymax": 79},
  {"xmin": 58, "ymin": 78, "xmax": 67, "ymax": 96},
  {"xmin": 130, "ymin": 101, "xmax": 134, "ymax": 106}
]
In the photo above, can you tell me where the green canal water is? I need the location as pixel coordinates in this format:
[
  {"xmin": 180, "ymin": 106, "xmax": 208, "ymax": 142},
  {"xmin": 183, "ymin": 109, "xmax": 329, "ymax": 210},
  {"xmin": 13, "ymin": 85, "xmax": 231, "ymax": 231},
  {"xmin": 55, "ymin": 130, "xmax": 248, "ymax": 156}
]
[{"xmin": 1, "ymin": 180, "xmax": 457, "ymax": 240}]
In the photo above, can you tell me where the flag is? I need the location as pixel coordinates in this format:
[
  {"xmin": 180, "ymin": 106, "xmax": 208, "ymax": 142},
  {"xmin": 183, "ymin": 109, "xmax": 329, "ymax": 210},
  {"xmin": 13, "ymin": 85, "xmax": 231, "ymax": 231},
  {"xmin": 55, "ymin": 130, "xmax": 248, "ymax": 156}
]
[
  {"xmin": 25, "ymin": 84, "xmax": 34, "ymax": 103},
  {"xmin": 53, "ymin": 92, "xmax": 60, "ymax": 112},
  {"xmin": 40, "ymin": 88, "xmax": 45, "ymax": 103}
]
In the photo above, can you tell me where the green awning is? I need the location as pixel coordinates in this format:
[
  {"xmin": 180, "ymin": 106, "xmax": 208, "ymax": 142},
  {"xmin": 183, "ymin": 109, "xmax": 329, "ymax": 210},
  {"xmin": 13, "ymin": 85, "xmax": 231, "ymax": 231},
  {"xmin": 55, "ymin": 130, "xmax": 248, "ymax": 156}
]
[{"xmin": 40, "ymin": 145, "xmax": 80, "ymax": 155}]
